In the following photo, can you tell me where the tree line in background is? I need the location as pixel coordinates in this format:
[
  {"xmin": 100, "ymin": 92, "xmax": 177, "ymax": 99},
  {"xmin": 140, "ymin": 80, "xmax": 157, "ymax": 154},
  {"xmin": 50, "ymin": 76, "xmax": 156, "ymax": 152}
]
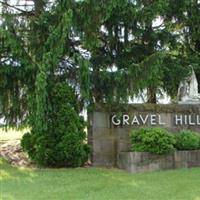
[{"xmin": 0, "ymin": 0, "xmax": 200, "ymax": 167}]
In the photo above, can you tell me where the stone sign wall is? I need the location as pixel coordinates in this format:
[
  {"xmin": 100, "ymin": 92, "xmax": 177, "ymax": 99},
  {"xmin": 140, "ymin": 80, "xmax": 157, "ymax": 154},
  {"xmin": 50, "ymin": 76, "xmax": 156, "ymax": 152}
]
[{"xmin": 88, "ymin": 104, "xmax": 200, "ymax": 167}]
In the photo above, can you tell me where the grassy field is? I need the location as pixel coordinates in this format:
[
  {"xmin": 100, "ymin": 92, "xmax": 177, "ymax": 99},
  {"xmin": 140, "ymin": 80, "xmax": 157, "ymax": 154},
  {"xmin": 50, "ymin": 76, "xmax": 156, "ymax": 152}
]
[
  {"xmin": 1, "ymin": 130, "xmax": 200, "ymax": 200},
  {"xmin": 1, "ymin": 158, "xmax": 200, "ymax": 200}
]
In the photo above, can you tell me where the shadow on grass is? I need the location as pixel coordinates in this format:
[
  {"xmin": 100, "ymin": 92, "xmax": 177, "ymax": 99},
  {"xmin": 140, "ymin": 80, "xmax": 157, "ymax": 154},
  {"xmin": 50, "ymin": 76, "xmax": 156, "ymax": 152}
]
[{"xmin": 0, "ymin": 158, "xmax": 37, "ymax": 181}]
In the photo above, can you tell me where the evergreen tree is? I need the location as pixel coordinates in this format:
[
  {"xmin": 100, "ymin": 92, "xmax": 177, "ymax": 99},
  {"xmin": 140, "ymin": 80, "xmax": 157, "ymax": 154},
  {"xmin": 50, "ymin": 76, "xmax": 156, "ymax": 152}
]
[
  {"xmin": 21, "ymin": 82, "xmax": 90, "ymax": 167},
  {"xmin": 76, "ymin": 0, "xmax": 191, "ymax": 104},
  {"xmin": 180, "ymin": 0, "xmax": 200, "ymax": 91},
  {"xmin": 0, "ymin": 0, "xmax": 89, "ymax": 126},
  {"xmin": 0, "ymin": 0, "xmax": 90, "ymax": 167},
  {"xmin": 1, "ymin": 1, "xmax": 199, "ymax": 134}
]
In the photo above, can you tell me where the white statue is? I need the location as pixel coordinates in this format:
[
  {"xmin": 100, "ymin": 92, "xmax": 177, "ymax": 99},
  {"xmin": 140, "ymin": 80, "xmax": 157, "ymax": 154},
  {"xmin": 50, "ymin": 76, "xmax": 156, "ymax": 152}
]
[
  {"xmin": 178, "ymin": 68, "xmax": 200, "ymax": 104},
  {"xmin": 189, "ymin": 69, "xmax": 199, "ymax": 97}
]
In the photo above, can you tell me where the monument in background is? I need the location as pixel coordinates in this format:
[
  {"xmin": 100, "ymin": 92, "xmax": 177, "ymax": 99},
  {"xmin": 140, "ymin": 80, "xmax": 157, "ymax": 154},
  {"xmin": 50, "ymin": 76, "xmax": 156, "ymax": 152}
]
[{"xmin": 178, "ymin": 68, "xmax": 200, "ymax": 104}]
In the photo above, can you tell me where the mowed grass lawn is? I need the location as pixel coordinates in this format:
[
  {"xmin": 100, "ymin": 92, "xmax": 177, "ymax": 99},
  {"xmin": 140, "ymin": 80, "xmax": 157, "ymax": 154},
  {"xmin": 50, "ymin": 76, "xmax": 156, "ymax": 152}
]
[
  {"xmin": 1, "ymin": 159, "xmax": 200, "ymax": 200},
  {"xmin": 1, "ymin": 129, "xmax": 200, "ymax": 200}
]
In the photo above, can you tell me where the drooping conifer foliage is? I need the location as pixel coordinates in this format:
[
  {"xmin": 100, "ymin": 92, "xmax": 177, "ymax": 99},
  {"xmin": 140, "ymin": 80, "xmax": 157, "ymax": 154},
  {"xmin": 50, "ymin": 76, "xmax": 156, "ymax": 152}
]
[
  {"xmin": 0, "ymin": 0, "xmax": 90, "ymax": 167},
  {"xmin": 75, "ymin": 0, "xmax": 196, "ymax": 103},
  {"xmin": 1, "ymin": 0, "xmax": 199, "ymax": 123}
]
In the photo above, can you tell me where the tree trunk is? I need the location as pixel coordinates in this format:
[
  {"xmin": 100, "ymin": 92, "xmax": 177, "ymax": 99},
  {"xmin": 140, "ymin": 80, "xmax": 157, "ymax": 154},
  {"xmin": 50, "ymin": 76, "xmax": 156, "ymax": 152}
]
[
  {"xmin": 34, "ymin": 0, "xmax": 45, "ymax": 15},
  {"xmin": 147, "ymin": 88, "xmax": 157, "ymax": 103}
]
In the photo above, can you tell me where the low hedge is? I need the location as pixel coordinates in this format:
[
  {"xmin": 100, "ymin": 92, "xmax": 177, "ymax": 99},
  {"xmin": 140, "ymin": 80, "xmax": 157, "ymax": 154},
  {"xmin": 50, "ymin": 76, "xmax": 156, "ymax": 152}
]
[
  {"xmin": 131, "ymin": 128, "xmax": 176, "ymax": 154},
  {"xmin": 131, "ymin": 128, "xmax": 200, "ymax": 154},
  {"xmin": 174, "ymin": 131, "xmax": 200, "ymax": 150}
]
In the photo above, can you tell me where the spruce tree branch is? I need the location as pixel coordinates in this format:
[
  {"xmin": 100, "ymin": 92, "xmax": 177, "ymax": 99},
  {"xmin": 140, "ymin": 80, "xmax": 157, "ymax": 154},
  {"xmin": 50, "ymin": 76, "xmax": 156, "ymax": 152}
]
[
  {"xmin": 5, "ymin": 26, "xmax": 37, "ymax": 68},
  {"xmin": 0, "ymin": 1, "xmax": 34, "ymax": 15}
]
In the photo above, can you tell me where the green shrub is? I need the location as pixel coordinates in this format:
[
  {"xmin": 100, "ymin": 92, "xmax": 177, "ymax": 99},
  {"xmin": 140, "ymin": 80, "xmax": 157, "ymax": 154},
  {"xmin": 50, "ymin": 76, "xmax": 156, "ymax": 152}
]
[
  {"xmin": 174, "ymin": 131, "xmax": 200, "ymax": 150},
  {"xmin": 21, "ymin": 82, "xmax": 90, "ymax": 167},
  {"xmin": 130, "ymin": 128, "xmax": 175, "ymax": 154}
]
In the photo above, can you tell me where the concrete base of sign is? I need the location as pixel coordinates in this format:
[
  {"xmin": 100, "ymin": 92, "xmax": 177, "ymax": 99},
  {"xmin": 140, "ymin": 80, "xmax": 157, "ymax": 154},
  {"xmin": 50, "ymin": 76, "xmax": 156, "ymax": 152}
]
[{"xmin": 117, "ymin": 151, "xmax": 200, "ymax": 173}]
